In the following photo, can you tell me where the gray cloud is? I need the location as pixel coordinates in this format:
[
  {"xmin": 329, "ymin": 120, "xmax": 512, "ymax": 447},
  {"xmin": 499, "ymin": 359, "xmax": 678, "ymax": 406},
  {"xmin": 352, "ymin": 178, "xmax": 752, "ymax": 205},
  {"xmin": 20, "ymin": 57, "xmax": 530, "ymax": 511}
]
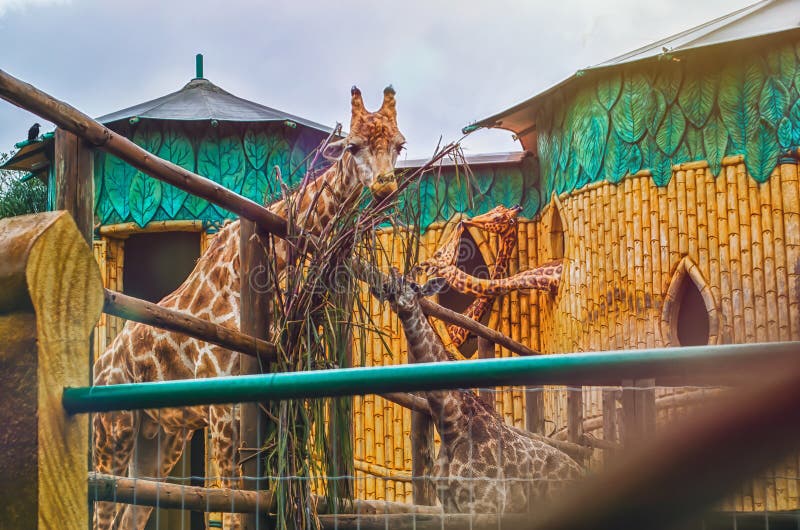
[{"xmin": 0, "ymin": 0, "xmax": 752, "ymax": 158}]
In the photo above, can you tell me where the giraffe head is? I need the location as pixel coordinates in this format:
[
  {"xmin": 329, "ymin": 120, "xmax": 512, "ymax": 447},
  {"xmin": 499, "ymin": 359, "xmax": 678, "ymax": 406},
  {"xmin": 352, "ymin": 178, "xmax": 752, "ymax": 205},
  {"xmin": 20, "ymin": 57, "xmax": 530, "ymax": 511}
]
[
  {"xmin": 323, "ymin": 86, "xmax": 404, "ymax": 199},
  {"xmin": 371, "ymin": 270, "xmax": 449, "ymax": 315},
  {"xmin": 461, "ymin": 204, "xmax": 522, "ymax": 234}
]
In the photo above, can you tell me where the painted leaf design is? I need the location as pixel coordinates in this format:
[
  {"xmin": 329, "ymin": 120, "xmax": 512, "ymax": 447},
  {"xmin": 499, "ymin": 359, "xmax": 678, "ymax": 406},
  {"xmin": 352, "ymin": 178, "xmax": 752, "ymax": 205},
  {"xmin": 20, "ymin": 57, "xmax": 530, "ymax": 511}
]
[
  {"xmin": 611, "ymin": 73, "xmax": 649, "ymax": 143},
  {"xmin": 243, "ymin": 130, "xmax": 269, "ymax": 169},
  {"xmin": 574, "ymin": 166, "xmax": 590, "ymax": 191},
  {"xmin": 745, "ymin": 120, "xmax": 780, "ymax": 183},
  {"xmin": 491, "ymin": 167, "xmax": 523, "ymax": 207},
  {"xmin": 128, "ymin": 173, "xmax": 162, "ymax": 228},
  {"xmin": 157, "ymin": 129, "xmax": 194, "ymax": 218},
  {"xmin": 520, "ymin": 187, "xmax": 540, "ymax": 219},
  {"xmin": 289, "ymin": 143, "xmax": 309, "ymax": 182},
  {"xmin": 266, "ymin": 138, "xmax": 292, "ymax": 187},
  {"xmin": 719, "ymin": 61, "xmax": 765, "ymax": 152},
  {"xmin": 198, "ymin": 133, "xmax": 246, "ymax": 216},
  {"xmin": 778, "ymin": 117, "xmax": 793, "ymax": 149},
  {"xmin": 537, "ymin": 131, "xmax": 554, "ymax": 184},
  {"xmin": 628, "ymin": 144, "xmax": 643, "ymax": 175},
  {"xmin": 104, "ymin": 154, "xmax": 136, "ymax": 220},
  {"xmin": 445, "ymin": 175, "xmax": 470, "ymax": 216},
  {"xmin": 549, "ymin": 129, "xmax": 562, "ymax": 176},
  {"xmin": 419, "ymin": 177, "xmax": 442, "ymax": 229},
  {"xmin": 558, "ymin": 128, "xmax": 570, "ymax": 171},
  {"xmin": 759, "ymin": 77, "xmax": 789, "ymax": 127},
  {"xmin": 472, "ymin": 169, "xmax": 494, "ymax": 195},
  {"xmin": 767, "ymin": 44, "xmax": 796, "ymax": 88},
  {"xmin": 242, "ymin": 168, "xmax": 269, "ymax": 205},
  {"xmin": 645, "ymin": 89, "xmax": 667, "ymax": 134},
  {"xmin": 650, "ymin": 147, "xmax": 672, "ymax": 187},
  {"xmin": 684, "ymin": 126, "xmax": 705, "ymax": 161},
  {"xmin": 596, "ymin": 72, "xmax": 622, "ymax": 110},
  {"xmin": 678, "ymin": 71, "xmax": 718, "ymax": 127},
  {"xmin": 656, "ymin": 104, "xmax": 687, "ymax": 156},
  {"xmin": 671, "ymin": 141, "xmax": 691, "ymax": 167},
  {"xmin": 655, "ymin": 66, "xmax": 682, "ymax": 104},
  {"xmin": 703, "ymin": 114, "xmax": 729, "ymax": 177},
  {"xmin": 791, "ymin": 99, "xmax": 800, "ymax": 145},
  {"xmin": 604, "ymin": 131, "xmax": 632, "ymax": 183},
  {"xmin": 575, "ymin": 101, "xmax": 609, "ymax": 182},
  {"xmin": 133, "ymin": 124, "xmax": 162, "ymax": 154}
]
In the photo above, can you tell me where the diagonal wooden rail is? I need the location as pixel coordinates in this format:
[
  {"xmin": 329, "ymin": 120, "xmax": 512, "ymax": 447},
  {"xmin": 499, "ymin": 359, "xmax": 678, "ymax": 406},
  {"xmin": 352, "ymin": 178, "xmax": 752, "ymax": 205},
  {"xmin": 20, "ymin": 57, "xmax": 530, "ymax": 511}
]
[{"xmin": 102, "ymin": 289, "xmax": 277, "ymax": 362}]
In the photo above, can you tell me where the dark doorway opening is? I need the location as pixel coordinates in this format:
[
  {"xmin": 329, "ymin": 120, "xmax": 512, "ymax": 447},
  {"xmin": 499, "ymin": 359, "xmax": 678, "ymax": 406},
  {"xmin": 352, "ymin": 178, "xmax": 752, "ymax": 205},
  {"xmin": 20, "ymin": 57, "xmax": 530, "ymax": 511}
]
[
  {"xmin": 435, "ymin": 229, "xmax": 491, "ymax": 358},
  {"xmin": 675, "ymin": 279, "xmax": 710, "ymax": 347},
  {"xmin": 125, "ymin": 231, "xmax": 205, "ymax": 530},
  {"xmin": 551, "ymin": 208, "xmax": 565, "ymax": 259}
]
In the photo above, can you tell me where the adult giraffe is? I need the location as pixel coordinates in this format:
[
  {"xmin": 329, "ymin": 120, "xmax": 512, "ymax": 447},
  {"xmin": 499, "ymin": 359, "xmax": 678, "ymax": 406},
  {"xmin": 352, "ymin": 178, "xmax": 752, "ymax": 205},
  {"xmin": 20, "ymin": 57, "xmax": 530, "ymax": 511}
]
[{"xmin": 92, "ymin": 86, "xmax": 405, "ymax": 530}]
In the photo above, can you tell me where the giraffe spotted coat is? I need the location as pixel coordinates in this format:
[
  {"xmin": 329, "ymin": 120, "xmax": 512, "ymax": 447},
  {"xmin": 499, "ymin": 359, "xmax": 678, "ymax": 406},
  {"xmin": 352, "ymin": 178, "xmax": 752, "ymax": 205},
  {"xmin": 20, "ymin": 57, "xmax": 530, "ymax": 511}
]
[{"xmin": 373, "ymin": 274, "xmax": 583, "ymax": 514}]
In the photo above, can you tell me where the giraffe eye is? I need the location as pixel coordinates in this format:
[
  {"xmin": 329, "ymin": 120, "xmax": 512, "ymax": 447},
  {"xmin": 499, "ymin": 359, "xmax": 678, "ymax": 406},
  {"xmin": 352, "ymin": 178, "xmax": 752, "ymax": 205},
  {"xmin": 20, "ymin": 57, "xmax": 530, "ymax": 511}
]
[
  {"xmin": 395, "ymin": 143, "xmax": 406, "ymax": 154},
  {"xmin": 347, "ymin": 143, "xmax": 361, "ymax": 155}
]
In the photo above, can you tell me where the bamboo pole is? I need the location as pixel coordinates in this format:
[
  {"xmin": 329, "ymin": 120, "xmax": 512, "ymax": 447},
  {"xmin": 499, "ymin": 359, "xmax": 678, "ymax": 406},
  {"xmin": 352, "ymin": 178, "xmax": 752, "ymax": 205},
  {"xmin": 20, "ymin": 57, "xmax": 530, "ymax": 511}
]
[
  {"xmin": 98, "ymin": 220, "xmax": 207, "ymax": 237},
  {"xmin": 103, "ymin": 289, "xmax": 276, "ymax": 362}
]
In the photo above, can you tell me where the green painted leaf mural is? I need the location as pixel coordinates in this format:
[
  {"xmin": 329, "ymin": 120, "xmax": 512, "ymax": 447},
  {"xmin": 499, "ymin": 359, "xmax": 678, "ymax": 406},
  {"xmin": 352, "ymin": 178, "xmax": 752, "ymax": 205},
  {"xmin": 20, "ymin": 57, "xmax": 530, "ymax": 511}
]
[
  {"xmin": 604, "ymin": 131, "xmax": 641, "ymax": 183},
  {"xmin": 198, "ymin": 133, "xmax": 246, "ymax": 216},
  {"xmin": 128, "ymin": 173, "xmax": 163, "ymax": 228},
  {"xmin": 778, "ymin": 117, "xmax": 793, "ymax": 149},
  {"xmin": 104, "ymin": 154, "xmax": 136, "ymax": 220},
  {"xmin": 656, "ymin": 104, "xmax": 687, "ymax": 156},
  {"xmin": 678, "ymin": 71, "xmax": 717, "ymax": 127},
  {"xmin": 719, "ymin": 61, "xmax": 764, "ymax": 151},
  {"xmin": 684, "ymin": 126, "xmax": 705, "ymax": 161},
  {"xmin": 703, "ymin": 114, "xmax": 729, "ymax": 177},
  {"xmin": 575, "ymin": 101, "xmax": 609, "ymax": 182},
  {"xmin": 537, "ymin": 131, "xmax": 554, "ymax": 183},
  {"xmin": 596, "ymin": 72, "xmax": 622, "ymax": 110},
  {"xmin": 472, "ymin": 169, "xmax": 494, "ymax": 195},
  {"xmin": 419, "ymin": 177, "xmax": 443, "ymax": 228},
  {"xmin": 650, "ymin": 146, "xmax": 673, "ymax": 187},
  {"xmin": 558, "ymin": 129, "xmax": 570, "ymax": 171},
  {"xmin": 611, "ymin": 73, "xmax": 650, "ymax": 143},
  {"xmin": 267, "ymin": 138, "xmax": 292, "ymax": 187},
  {"xmin": 133, "ymin": 124, "xmax": 162, "ymax": 154},
  {"xmin": 745, "ymin": 121, "xmax": 780, "ymax": 183},
  {"xmin": 759, "ymin": 77, "xmax": 790, "ymax": 127},
  {"xmin": 157, "ymin": 130, "xmax": 194, "ymax": 218},
  {"xmin": 655, "ymin": 66, "xmax": 682, "ymax": 104},
  {"xmin": 767, "ymin": 44, "xmax": 796, "ymax": 88},
  {"xmin": 491, "ymin": 168, "xmax": 523, "ymax": 207},
  {"xmin": 791, "ymin": 99, "xmax": 800, "ymax": 145},
  {"xmin": 645, "ymin": 89, "xmax": 667, "ymax": 134},
  {"xmin": 242, "ymin": 167, "xmax": 269, "ymax": 205},
  {"xmin": 520, "ymin": 187, "xmax": 540, "ymax": 219},
  {"xmin": 243, "ymin": 130, "xmax": 269, "ymax": 170}
]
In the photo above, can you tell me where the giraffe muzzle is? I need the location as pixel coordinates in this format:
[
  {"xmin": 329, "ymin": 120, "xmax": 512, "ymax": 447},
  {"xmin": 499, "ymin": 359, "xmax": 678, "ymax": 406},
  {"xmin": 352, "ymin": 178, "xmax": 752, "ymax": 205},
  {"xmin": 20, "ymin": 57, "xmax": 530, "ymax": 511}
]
[{"xmin": 371, "ymin": 172, "xmax": 398, "ymax": 198}]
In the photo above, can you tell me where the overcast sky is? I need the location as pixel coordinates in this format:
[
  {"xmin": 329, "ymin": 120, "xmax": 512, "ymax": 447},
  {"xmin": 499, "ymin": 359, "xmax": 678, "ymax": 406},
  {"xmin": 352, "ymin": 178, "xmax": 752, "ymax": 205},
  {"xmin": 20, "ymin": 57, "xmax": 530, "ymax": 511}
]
[{"xmin": 0, "ymin": 0, "xmax": 753, "ymax": 159}]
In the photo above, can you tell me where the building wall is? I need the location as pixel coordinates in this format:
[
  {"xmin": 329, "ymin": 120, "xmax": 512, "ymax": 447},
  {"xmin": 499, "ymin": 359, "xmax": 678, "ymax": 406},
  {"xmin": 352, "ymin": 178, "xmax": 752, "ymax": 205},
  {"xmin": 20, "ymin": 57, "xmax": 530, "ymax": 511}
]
[{"xmin": 352, "ymin": 156, "xmax": 800, "ymax": 511}]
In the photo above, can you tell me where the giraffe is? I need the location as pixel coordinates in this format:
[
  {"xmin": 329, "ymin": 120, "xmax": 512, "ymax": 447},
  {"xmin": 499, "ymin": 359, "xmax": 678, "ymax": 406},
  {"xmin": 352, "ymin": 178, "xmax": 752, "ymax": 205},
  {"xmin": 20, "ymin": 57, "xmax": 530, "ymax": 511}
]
[
  {"xmin": 443, "ymin": 205, "xmax": 522, "ymax": 348},
  {"xmin": 371, "ymin": 271, "xmax": 582, "ymax": 513},
  {"xmin": 92, "ymin": 86, "xmax": 406, "ymax": 530},
  {"xmin": 422, "ymin": 209, "xmax": 564, "ymax": 297}
]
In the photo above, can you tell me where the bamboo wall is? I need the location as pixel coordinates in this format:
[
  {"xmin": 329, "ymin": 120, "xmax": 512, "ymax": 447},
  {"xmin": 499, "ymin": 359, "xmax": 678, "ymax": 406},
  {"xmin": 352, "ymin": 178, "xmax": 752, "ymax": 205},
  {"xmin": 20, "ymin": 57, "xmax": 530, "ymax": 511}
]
[{"xmin": 353, "ymin": 157, "xmax": 800, "ymax": 511}]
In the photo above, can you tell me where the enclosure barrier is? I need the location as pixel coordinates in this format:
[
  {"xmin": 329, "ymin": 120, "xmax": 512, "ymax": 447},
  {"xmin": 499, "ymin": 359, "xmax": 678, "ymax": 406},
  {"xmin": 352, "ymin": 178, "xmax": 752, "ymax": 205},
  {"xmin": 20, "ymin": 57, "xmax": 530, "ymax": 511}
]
[{"xmin": 62, "ymin": 342, "xmax": 799, "ymax": 413}]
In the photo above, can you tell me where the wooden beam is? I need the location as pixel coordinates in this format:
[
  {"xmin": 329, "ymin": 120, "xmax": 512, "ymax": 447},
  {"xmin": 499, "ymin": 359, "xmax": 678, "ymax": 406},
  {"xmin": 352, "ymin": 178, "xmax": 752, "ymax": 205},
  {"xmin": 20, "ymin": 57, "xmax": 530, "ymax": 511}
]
[
  {"xmin": 525, "ymin": 387, "xmax": 545, "ymax": 434},
  {"xmin": 0, "ymin": 212, "xmax": 104, "ymax": 529},
  {"xmin": 238, "ymin": 219, "xmax": 271, "ymax": 529},
  {"xmin": 88, "ymin": 473, "xmax": 441, "ymax": 515},
  {"xmin": 103, "ymin": 289, "xmax": 276, "ymax": 362}
]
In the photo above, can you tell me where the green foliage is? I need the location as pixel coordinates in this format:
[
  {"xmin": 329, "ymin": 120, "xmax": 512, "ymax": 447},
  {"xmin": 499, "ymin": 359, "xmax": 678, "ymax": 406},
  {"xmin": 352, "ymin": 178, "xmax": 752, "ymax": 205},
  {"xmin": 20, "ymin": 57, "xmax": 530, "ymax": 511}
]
[
  {"xmin": 759, "ymin": 77, "xmax": 790, "ymax": 127},
  {"xmin": 678, "ymin": 71, "xmax": 717, "ymax": 127},
  {"xmin": 128, "ymin": 172, "xmax": 162, "ymax": 227},
  {"xmin": 703, "ymin": 114, "xmax": 729, "ymax": 177},
  {"xmin": 157, "ymin": 130, "xmax": 194, "ymax": 217},
  {"xmin": 745, "ymin": 120, "xmax": 781, "ymax": 182},
  {"xmin": 0, "ymin": 152, "xmax": 47, "ymax": 219},
  {"xmin": 656, "ymin": 104, "xmax": 687, "ymax": 156},
  {"xmin": 611, "ymin": 73, "xmax": 650, "ymax": 143},
  {"xmin": 718, "ymin": 61, "xmax": 764, "ymax": 151},
  {"xmin": 596, "ymin": 72, "xmax": 622, "ymax": 110}
]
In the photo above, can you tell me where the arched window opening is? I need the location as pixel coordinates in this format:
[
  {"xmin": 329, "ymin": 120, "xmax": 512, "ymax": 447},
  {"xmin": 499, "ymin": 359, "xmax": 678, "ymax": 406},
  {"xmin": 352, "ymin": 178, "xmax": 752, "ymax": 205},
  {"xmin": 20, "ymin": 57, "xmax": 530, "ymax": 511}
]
[
  {"xmin": 675, "ymin": 278, "xmax": 710, "ymax": 347},
  {"xmin": 436, "ymin": 228, "xmax": 490, "ymax": 358},
  {"xmin": 550, "ymin": 207, "xmax": 565, "ymax": 259}
]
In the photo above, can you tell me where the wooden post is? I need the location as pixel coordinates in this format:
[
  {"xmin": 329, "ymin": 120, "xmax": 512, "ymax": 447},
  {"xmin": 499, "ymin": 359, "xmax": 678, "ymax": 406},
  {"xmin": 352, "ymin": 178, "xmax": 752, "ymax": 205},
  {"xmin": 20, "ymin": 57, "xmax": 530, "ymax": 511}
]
[
  {"xmin": 54, "ymin": 128, "xmax": 94, "ymax": 244},
  {"xmin": 411, "ymin": 409, "xmax": 437, "ymax": 505},
  {"xmin": 622, "ymin": 378, "xmax": 656, "ymax": 447},
  {"xmin": 525, "ymin": 388, "xmax": 545, "ymax": 434},
  {"xmin": 567, "ymin": 386, "xmax": 584, "ymax": 450},
  {"xmin": 602, "ymin": 389, "xmax": 619, "ymax": 468},
  {"xmin": 239, "ymin": 219, "xmax": 271, "ymax": 529},
  {"xmin": 0, "ymin": 212, "xmax": 104, "ymax": 529},
  {"xmin": 476, "ymin": 337, "xmax": 495, "ymax": 408}
]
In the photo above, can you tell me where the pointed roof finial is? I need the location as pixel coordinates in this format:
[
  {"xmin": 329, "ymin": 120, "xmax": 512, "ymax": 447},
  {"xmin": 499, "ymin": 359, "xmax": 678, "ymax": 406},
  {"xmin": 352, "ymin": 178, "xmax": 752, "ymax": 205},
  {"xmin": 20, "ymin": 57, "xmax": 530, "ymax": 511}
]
[{"xmin": 195, "ymin": 54, "xmax": 204, "ymax": 79}]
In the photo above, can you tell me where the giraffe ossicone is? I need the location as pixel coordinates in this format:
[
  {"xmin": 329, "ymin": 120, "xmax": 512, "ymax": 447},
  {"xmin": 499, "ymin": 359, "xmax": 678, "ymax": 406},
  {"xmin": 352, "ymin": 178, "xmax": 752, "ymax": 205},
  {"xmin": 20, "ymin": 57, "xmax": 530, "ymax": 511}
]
[
  {"xmin": 92, "ymin": 86, "xmax": 405, "ymax": 530},
  {"xmin": 374, "ymin": 271, "xmax": 583, "ymax": 513}
]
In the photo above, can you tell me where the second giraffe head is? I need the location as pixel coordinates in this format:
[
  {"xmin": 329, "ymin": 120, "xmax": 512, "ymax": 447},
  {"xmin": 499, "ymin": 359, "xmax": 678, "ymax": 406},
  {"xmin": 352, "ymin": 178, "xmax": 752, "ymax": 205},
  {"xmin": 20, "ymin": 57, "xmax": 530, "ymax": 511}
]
[
  {"xmin": 371, "ymin": 271, "xmax": 449, "ymax": 315},
  {"xmin": 323, "ymin": 86, "xmax": 405, "ymax": 199}
]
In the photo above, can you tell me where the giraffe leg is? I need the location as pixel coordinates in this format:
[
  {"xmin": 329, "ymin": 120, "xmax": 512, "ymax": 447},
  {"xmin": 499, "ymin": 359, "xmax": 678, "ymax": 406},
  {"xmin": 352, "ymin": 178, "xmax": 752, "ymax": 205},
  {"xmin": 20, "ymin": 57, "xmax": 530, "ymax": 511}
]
[
  {"xmin": 209, "ymin": 404, "xmax": 242, "ymax": 530},
  {"xmin": 116, "ymin": 420, "xmax": 193, "ymax": 529},
  {"xmin": 92, "ymin": 411, "xmax": 136, "ymax": 530}
]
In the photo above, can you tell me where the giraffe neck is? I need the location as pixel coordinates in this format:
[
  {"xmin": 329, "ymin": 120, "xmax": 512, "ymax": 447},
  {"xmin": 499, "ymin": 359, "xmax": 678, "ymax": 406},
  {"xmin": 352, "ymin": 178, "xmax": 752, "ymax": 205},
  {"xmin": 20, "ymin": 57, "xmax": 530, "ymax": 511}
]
[
  {"xmin": 398, "ymin": 303, "xmax": 479, "ymax": 443},
  {"xmin": 160, "ymin": 154, "xmax": 362, "ymax": 326}
]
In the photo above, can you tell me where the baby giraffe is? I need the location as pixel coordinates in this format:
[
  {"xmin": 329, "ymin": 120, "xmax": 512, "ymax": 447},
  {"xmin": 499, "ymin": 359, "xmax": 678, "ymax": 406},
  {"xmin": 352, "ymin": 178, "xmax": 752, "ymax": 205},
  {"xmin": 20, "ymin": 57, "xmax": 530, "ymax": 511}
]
[{"xmin": 373, "ymin": 272, "xmax": 582, "ymax": 514}]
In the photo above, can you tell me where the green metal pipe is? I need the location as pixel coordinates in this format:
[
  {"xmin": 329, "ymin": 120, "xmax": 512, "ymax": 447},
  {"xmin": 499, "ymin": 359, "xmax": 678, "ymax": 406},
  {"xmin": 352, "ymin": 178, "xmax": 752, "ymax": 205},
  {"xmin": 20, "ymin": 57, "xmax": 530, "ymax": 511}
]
[{"xmin": 63, "ymin": 342, "xmax": 800, "ymax": 414}]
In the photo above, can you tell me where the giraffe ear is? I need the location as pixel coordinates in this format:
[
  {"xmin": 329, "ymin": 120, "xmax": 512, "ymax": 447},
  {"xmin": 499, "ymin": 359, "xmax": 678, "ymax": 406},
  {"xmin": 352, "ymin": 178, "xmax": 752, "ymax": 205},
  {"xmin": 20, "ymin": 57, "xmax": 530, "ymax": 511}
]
[
  {"xmin": 322, "ymin": 139, "xmax": 347, "ymax": 161},
  {"xmin": 419, "ymin": 277, "xmax": 449, "ymax": 297}
]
